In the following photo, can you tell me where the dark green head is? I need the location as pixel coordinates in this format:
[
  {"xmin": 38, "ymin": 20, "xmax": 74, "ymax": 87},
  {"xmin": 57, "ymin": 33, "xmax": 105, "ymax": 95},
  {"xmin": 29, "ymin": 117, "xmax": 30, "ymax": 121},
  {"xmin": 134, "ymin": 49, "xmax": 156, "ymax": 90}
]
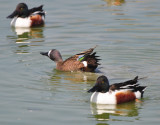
[
  {"xmin": 88, "ymin": 75, "xmax": 110, "ymax": 93},
  {"xmin": 7, "ymin": 3, "xmax": 29, "ymax": 18}
]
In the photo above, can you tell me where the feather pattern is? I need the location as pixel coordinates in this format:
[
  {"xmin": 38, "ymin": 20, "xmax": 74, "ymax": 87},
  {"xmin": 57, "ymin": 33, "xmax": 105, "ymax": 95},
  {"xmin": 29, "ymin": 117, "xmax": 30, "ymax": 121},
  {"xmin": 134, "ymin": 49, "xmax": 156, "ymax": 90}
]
[{"xmin": 40, "ymin": 46, "xmax": 100, "ymax": 72}]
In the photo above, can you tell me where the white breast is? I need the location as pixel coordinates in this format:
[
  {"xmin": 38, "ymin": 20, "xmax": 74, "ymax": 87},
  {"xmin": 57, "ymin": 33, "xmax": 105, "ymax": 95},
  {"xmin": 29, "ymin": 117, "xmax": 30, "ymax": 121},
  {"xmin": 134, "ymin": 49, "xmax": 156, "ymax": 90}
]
[
  {"xmin": 90, "ymin": 92, "xmax": 117, "ymax": 104},
  {"xmin": 11, "ymin": 17, "xmax": 32, "ymax": 28}
]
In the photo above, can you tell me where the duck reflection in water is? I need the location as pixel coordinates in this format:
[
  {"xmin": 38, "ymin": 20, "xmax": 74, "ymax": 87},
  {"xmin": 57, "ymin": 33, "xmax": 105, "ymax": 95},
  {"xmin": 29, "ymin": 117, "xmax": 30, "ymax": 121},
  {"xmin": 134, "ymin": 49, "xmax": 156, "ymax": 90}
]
[
  {"xmin": 103, "ymin": 0, "xmax": 125, "ymax": 6},
  {"xmin": 12, "ymin": 27, "xmax": 44, "ymax": 41},
  {"xmin": 8, "ymin": 27, "xmax": 44, "ymax": 54},
  {"xmin": 90, "ymin": 101, "xmax": 141, "ymax": 121},
  {"xmin": 48, "ymin": 69, "xmax": 100, "ymax": 84}
]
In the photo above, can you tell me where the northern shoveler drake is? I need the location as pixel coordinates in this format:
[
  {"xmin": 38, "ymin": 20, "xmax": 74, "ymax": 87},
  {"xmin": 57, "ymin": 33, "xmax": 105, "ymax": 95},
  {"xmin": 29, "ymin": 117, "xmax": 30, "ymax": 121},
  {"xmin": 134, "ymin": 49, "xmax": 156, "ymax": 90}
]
[
  {"xmin": 7, "ymin": 3, "xmax": 45, "ymax": 27},
  {"xmin": 40, "ymin": 46, "xmax": 100, "ymax": 72},
  {"xmin": 88, "ymin": 75, "xmax": 147, "ymax": 104}
]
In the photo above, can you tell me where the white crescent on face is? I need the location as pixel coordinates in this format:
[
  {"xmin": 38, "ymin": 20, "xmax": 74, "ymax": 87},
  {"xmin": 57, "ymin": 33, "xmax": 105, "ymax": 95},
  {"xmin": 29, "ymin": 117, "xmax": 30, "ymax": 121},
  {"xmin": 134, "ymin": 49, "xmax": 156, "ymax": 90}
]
[{"xmin": 48, "ymin": 50, "xmax": 52, "ymax": 58}]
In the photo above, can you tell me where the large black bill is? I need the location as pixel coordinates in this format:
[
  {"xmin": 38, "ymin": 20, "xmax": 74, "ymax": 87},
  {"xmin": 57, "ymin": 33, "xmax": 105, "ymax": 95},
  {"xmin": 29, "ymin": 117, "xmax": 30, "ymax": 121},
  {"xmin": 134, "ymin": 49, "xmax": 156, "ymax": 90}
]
[
  {"xmin": 40, "ymin": 52, "xmax": 48, "ymax": 56},
  {"xmin": 87, "ymin": 85, "xmax": 97, "ymax": 93},
  {"xmin": 7, "ymin": 10, "xmax": 18, "ymax": 18}
]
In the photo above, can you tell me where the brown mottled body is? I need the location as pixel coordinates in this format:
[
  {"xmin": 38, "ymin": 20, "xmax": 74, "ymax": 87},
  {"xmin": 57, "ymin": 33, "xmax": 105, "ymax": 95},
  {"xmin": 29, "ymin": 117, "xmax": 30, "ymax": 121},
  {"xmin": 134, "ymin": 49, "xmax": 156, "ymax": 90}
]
[
  {"xmin": 56, "ymin": 60, "xmax": 84, "ymax": 71},
  {"xmin": 40, "ymin": 46, "xmax": 100, "ymax": 72}
]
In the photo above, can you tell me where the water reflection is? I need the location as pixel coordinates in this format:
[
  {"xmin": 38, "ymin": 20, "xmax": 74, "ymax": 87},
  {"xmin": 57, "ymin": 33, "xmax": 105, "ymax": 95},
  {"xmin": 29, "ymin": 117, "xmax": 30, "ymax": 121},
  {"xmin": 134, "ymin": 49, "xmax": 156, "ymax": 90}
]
[
  {"xmin": 91, "ymin": 102, "xmax": 141, "ymax": 122},
  {"xmin": 13, "ymin": 27, "xmax": 44, "ymax": 42},
  {"xmin": 97, "ymin": 123, "xmax": 109, "ymax": 125},
  {"xmin": 7, "ymin": 27, "xmax": 44, "ymax": 54},
  {"xmin": 103, "ymin": 0, "xmax": 125, "ymax": 6},
  {"xmin": 41, "ymin": 69, "xmax": 100, "ymax": 99},
  {"xmin": 48, "ymin": 69, "xmax": 99, "ymax": 84}
]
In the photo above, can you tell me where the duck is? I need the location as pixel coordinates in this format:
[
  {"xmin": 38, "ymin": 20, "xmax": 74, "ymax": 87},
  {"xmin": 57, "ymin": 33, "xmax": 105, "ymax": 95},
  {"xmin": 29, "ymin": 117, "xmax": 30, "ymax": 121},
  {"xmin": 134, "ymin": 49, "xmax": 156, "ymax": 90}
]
[
  {"xmin": 40, "ymin": 46, "xmax": 100, "ymax": 72},
  {"xmin": 7, "ymin": 3, "xmax": 45, "ymax": 27},
  {"xmin": 88, "ymin": 75, "xmax": 147, "ymax": 104}
]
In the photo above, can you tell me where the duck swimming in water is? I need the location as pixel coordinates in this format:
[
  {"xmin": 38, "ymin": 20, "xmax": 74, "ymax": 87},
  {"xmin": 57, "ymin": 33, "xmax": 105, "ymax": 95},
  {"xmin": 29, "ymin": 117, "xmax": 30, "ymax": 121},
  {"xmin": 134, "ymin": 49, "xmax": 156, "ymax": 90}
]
[
  {"xmin": 7, "ymin": 3, "xmax": 45, "ymax": 27},
  {"xmin": 40, "ymin": 46, "xmax": 100, "ymax": 72},
  {"xmin": 88, "ymin": 75, "xmax": 147, "ymax": 104}
]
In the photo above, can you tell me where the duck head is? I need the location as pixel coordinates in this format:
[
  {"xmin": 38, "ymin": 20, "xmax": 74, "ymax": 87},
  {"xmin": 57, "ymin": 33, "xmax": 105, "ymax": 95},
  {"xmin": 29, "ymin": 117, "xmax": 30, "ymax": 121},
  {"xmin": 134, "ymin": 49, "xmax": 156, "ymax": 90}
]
[
  {"xmin": 7, "ymin": 3, "xmax": 29, "ymax": 18},
  {"xmin": 88, "ymin": 75, "xmax": 110, "ymax": 93},
  {"xmin": 40, "ymin": 49, "xmax": 63, "ymax": 63}
]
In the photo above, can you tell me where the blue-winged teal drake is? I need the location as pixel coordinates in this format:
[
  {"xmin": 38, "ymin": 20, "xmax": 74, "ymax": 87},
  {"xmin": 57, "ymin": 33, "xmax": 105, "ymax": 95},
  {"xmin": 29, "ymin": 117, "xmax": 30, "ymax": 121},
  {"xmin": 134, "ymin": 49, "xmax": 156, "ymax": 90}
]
[
  {"xmin": 7, "ymin": 3, "xmax": 45, "ymax": 27},
  {"xmin": 40, "ymin": 46, "xmax": 100, "ymax": 72},
  {"xmin": 88, "ymin": 75, "xmax": 147, "ymax": 104}
]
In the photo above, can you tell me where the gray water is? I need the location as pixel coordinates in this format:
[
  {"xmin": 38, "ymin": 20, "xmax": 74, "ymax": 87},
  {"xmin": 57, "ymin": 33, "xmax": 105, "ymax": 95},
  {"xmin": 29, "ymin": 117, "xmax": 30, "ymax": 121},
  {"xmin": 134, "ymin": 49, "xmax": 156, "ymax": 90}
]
[{"xmin": 0, "ymin": 0, "xmax": 160, "ymax": 125}]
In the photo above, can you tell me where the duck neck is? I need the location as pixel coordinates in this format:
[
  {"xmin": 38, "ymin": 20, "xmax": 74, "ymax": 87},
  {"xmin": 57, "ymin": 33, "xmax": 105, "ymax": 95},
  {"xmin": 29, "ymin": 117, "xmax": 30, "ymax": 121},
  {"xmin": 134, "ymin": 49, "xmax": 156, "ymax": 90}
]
[
  {"xmin": 55, "ymin": 58, "xmax": 63, "ymax": 63},
  {"xmin": 56, "ymin": 61, "xmax": 64, "ymax": 70}
]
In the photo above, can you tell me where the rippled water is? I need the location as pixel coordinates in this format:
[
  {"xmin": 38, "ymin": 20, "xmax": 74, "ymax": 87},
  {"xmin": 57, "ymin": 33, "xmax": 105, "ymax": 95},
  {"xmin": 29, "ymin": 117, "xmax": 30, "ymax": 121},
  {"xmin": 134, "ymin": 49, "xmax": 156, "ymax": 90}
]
[{"xmin": 0, "ymin": 0, "xmax": 160, "ymax": 125}]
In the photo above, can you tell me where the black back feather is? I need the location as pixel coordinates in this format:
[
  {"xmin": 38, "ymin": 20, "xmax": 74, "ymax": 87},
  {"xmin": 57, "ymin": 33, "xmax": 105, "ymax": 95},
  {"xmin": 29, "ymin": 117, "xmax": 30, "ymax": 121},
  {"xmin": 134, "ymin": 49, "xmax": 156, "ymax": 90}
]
[
  {"xmin": 29, "ymin": 5, "xmax": 45, "ymax": 17},
  {"xmin": 109, "ymin": 76, "xmax": 147, "ymax": 97},
  {"xmin": 110, "ymin": 76, "xmax": 138, "ymax": 90}
]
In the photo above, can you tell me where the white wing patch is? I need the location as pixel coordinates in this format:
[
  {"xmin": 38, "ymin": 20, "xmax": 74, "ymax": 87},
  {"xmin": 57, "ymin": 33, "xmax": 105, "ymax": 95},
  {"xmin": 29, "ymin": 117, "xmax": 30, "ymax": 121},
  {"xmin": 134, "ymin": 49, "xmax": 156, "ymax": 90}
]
[{"xmin": 82, "ymin": 61, "xmax": 87, "ymax": 67}]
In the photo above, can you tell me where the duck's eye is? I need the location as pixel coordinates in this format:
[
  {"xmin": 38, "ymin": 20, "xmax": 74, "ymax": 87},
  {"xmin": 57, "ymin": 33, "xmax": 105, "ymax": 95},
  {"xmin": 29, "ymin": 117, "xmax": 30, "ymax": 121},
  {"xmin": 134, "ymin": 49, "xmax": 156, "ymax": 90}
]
[
  {"xmin": 20, "ymin": 7, "xmax": 23, "ymax": 10},
  {"xmin": 101, "ymin": 81, "xmax": 104, "ymax": 84}
]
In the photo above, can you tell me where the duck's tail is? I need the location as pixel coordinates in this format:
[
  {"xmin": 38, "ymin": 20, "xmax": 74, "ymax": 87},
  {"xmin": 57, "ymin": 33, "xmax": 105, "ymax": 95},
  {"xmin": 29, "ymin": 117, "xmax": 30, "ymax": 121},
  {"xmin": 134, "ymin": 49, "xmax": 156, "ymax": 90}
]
[{"xmin": 111, "ymin": 76, "xmax": 147, "ymax": 98}]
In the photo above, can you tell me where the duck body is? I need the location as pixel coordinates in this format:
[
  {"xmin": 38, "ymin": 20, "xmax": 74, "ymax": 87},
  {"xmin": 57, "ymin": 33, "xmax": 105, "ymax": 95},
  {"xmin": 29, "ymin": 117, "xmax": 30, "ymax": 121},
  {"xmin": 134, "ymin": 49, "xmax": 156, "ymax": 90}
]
[
  {"xmin": 40, "ymin": 46, "xmax": 100, "ymax": 72},
  {"xmin": 55, "ymin": 60, "xmax": 85, "ymax": 72},
  {"xmin": 88, "ymin": 76, "xmax": 147, "ymax": 104},
  {"xmin": 10, "ymin": 13, "xmax": 44, "ymax": 27},
  {"xmin": 7, "ymin": 3, "xmax": 45, "ymax": 27},
  {"xmin": 90, "ymin": 90, "xmax": 139, "ymax": 104}
]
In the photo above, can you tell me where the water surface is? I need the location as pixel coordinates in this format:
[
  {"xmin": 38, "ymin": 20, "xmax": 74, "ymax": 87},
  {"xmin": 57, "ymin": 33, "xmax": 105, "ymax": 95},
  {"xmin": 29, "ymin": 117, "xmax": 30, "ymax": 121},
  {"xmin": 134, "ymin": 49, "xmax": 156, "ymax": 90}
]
[{"xmin": 0, "ymin": 0, "xmax": 160, "ymax": 125}]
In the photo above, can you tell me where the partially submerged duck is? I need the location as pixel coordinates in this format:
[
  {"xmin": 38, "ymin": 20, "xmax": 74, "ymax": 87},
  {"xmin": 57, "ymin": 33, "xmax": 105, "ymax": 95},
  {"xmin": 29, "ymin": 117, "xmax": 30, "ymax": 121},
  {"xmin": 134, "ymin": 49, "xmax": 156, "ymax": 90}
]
[
  {"xmin": 7, "ymin": 3, "xmax": 45, "ymax": 27},
  {"xmin": 40, "ymin": 46, "xmax": 100, "ymax": 72},
  {"xmin": 88, "ymin": 75, "xmax": 147, "ymax": 104}
]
